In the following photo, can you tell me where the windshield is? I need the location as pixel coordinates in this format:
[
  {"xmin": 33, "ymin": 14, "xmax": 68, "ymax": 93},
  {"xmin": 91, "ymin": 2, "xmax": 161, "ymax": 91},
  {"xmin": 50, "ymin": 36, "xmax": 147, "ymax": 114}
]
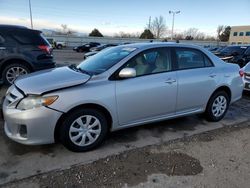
[
  {"xmin": 77, "ymin": 46, "xmax": 137, "ymax": 74},
  {"xmin": 220, "ymin": 46, "xmax": 246, "ymax": 55}
]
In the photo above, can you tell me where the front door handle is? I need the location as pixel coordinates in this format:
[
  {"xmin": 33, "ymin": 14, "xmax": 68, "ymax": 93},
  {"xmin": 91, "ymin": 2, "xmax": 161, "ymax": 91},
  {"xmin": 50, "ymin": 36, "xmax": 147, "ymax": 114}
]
[
  {"xmin": 165, "ymin": 78, "xmax": 176, "ymax": 84},
  {"xmin": 209, "ymin": 73, "xmax": 217, "ymax": 78},
  {"xmin": 0, "ymin": 47, "xmax": 6, "ymax": 50}
]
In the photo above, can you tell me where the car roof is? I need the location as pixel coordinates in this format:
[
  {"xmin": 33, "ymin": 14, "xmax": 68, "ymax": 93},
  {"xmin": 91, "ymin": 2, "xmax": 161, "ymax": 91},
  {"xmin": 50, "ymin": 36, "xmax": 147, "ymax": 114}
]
[
  {"xmin": 0, "ymin": 25, "xmax": 41, "ymax": 34},
  {"xmin": 120, "ymin": 42, "xmax": 204, "ymax": 50},
  {"xmin": 0, "ymin": 25, "xmax": 28, "ymax": 29}
]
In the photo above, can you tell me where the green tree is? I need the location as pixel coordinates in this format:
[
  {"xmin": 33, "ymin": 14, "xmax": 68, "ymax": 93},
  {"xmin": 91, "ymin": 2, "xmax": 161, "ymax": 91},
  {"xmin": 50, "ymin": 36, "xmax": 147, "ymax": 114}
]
[
  {"xmin": 140, "ymin": 29, "xmax": 154, "ymax": 39},
  {"xmin": 219, "ymin": 26, "xmax": 231, "ymax": 42},
  {"xmin": 89, "ymin": 29, "xmax": 103, "ymax": 37}
]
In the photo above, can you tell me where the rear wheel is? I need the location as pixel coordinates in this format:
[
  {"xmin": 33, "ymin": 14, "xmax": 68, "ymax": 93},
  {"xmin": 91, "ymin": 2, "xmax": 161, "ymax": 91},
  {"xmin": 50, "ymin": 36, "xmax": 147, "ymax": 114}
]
[
  {"xmin": 59, "ymin": 108, "xmax": 108, "ymax": 152},
  {"xmin": 2, "ymin": 63, "xmax": 30, "ymax": 85},
  {"xmin": 57, "ymin": 44, "xmax": 63, "ymax": 49},
  {"xmin": 205, "ymin": 91, "xmax": 229, "ymax": 122}
]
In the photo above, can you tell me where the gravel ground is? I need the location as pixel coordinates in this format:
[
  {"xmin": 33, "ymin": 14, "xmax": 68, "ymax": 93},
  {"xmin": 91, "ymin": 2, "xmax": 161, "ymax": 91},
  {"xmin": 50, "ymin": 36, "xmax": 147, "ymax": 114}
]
[{"xmin": 3, "ymin": 122, "xmax": 250, "ymax": 188}]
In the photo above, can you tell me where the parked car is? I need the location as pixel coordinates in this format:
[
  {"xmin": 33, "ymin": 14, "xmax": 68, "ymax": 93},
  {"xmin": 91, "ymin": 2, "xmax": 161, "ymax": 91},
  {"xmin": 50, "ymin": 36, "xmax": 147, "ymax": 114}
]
[
  {"xmin": 47, "ymin": 38, "xmax": 66, "ymax": 49},
  {"xmin": 83, "ymin": 51, "xmax": 98, "ymax": 60},
  {"xmin": 90, "ymin": 44, "xmax": 117, "ymax": 52},
  {"xmin": 84, "ymin": 44, "xmax": 118, "ymax": 59},
  {"xmin": 215, "ymin": 45, "xmax": 250, "ymax": 67},
  {"xmin": 0, "ymin": 25, "xmax": 55, "ymax": 85},
  {"xmin": 240, "ymin": 61, "xmax": 250, "ymax": 91},
  {"xmin": 73, "ymin": 42, "xmax": 100, "ymax": 53},
  {"xmin": 3, "ymin": 43, "xmax": 243, "ymax": 152}
]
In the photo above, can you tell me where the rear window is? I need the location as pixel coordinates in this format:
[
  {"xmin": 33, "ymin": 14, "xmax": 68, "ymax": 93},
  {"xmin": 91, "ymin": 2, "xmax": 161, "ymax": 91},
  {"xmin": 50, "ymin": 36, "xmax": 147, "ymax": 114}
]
[
  {"xmin": 0, "ymin": 34, "xmax": 5, "ymax": 44},
  {"xmin": 11, "ymin": 30, "xmax": 49, "ymax": 45}
]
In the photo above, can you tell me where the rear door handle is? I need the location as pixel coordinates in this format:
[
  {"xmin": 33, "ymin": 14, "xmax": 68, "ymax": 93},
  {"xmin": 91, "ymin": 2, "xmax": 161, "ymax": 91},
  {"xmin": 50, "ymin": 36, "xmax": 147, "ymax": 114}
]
[
  {"xmin": 0, "ymin": 47, "xmax": 6, "ymax": 50},
  {"xmin": 165, "ymin": 78, "xmax": 176, "ymax": 84}
]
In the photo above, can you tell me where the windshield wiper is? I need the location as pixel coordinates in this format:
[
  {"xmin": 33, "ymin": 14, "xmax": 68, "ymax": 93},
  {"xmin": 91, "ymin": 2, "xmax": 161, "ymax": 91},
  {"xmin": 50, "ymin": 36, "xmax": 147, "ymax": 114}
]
[{"xmin": 68, "ymin": 64, "xmax": 92, "ymax": 76}]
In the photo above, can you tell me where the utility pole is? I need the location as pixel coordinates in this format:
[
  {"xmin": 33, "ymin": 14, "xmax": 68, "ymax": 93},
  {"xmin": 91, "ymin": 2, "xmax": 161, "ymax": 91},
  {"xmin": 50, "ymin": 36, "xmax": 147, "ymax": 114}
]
[
  {"xmin": 169, "ymin": 10, "xmax": 180, "ymax": 40},
  {"xmin": 29, "ymin": 0, "xmax": 33, "ymax": 29},
  {"xmin": 148, "ymin": 16, "xmax": 151, "ymax": 30}
]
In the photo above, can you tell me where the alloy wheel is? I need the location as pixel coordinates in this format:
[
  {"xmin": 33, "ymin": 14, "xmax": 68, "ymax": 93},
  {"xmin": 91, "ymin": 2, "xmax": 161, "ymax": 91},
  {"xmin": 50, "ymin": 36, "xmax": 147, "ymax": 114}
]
[{"xmin": 6, "ymin": 66, "xmax": 28, "ymax": 84}]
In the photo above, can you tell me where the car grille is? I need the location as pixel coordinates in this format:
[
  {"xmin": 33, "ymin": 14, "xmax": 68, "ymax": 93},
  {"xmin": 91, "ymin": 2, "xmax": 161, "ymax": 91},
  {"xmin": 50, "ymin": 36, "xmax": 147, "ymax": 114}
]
[
  {"xmin": 245, "ymin": 73, "xmax": 250, "ymax": 81},
  {"xmin": 4, "ymin": 86, "xmax": 24, "ymax": 107}
]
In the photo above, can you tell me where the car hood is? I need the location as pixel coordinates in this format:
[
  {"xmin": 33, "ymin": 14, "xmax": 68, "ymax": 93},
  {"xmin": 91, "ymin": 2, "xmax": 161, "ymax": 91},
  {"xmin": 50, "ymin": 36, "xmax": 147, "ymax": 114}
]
[{"xmin": 14, "ymin": 66, "xmax": 91, "ymax": 95}]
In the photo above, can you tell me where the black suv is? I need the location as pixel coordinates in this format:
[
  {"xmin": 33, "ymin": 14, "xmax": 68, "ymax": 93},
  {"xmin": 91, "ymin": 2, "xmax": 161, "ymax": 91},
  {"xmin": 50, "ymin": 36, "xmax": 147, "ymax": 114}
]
[
  {"xmin": 73, "ymin": 42, "xmax": 100, "ymax": 53},
  {"xmin": 0, "ymin": 25, "xmax": 55, "ymax": 85},
  {"xmin": 215, "ymin": 45, "xmax": 250, "ymax": 67}
]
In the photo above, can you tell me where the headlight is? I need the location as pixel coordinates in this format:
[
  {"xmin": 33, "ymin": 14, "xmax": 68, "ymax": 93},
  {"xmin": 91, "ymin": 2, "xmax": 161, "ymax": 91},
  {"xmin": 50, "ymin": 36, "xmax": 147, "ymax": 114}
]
[{"xmin": 16, "ymin": 95, "xmax": 58, "ymax": 110}]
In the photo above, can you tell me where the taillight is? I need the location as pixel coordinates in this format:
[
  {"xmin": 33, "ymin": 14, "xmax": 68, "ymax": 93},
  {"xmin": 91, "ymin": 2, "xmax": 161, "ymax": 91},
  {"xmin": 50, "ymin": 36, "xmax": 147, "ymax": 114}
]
[
  {"xmin": 239, "ymin": 69, "xmax": 244, "ymax": 77},
  {"xmin": 38, "ymin": 45, "xmax": 51, "ymax": 54}
]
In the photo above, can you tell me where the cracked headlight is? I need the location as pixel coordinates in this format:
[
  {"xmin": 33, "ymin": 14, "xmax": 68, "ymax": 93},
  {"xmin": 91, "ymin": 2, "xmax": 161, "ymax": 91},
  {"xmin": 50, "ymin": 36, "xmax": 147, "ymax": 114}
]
[{"xmin": 17, "ymin": 95, "xmax": 58, "ymax": 110}]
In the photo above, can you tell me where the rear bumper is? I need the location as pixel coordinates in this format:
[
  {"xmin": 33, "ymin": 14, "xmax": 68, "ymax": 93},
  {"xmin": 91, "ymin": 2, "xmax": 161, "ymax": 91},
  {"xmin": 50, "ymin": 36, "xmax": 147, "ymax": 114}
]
[{"xmin": 32, "ymin": 59, "xmax": 56, "ymax": 71}]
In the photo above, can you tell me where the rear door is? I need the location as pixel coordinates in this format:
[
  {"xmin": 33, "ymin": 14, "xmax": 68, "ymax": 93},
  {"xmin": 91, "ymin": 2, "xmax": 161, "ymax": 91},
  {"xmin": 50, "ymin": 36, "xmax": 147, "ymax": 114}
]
[{"xmin": 174, "ymin": 47, "xmax": 217, "ymax": 114}]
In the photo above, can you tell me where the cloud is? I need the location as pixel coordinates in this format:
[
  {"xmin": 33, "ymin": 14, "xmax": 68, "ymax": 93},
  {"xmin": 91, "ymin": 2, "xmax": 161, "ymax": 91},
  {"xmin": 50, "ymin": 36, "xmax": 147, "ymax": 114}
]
[{"xmin": 0, "ymin": 16, "xmax": 143, "ymax": 35}]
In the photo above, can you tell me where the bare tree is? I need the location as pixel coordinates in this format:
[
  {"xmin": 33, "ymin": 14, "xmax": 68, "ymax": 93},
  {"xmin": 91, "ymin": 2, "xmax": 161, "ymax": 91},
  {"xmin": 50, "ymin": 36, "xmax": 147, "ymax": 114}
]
[
  {"xmin": 217, "ymin": 25, "xmax": 225, "ymax": 41},
  {"xmin": 61, "ymin": 24, "xmax": 68, "ymax": 34},
  {"xmin": 114, "ymin": 32, "xmax": 140, "ymax": 38},
  {"xmin": 183, "ymin": 28, "xmax": 199, "ymax": 39},
  {"xmin": 151, "ymin": 16, "xmax": 167, "ymax": 39},
  {"xmin": 195, "ymin": 32, "xmax": 206, "ymax": 40}
]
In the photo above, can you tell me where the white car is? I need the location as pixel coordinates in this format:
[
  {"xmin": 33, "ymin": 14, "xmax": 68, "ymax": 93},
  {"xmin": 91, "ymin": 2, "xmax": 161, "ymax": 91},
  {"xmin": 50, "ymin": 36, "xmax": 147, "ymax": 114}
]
[{"xmin": 240, "ymin": 62, "xmax": 250, "ymax": 91}]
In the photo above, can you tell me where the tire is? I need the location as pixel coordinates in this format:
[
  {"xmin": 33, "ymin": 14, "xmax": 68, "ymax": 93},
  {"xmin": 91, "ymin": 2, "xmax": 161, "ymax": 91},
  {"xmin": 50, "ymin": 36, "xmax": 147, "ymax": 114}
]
[
  {"xmin": 205, "ymin": 91, "xmax": 229, "ymax": 122},
  {"xmin": 57, "ymin": 44, "xmax": 63, "ymax": 49},
  {"xmin": 2, "ymin": 63, "xmax": 30, "ymax": 85},
  {"xmin": 59, "ymin": 108, "xmax": 108, "ymax": 152}
]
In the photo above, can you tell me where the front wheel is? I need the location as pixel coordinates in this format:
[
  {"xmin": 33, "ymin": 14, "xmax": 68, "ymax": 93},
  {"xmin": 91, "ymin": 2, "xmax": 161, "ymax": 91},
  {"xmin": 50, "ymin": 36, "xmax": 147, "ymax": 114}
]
[
  {"xmin": 59, "ymin": 109, "xmax": 108, "ymax": 152},
  {"xmin": 205, "ymin": 91, "xmax": 229, "ymax": 122}
]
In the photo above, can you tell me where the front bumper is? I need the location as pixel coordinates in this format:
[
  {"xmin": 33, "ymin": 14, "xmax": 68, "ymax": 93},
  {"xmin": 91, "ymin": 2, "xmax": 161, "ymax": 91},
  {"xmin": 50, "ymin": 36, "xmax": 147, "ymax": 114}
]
[
  {"xmin": 243, "ymin": 77, "xmax": 250, "ymax": 91},
  {"xmin": 3, "ymin": 97, "xmax": 62, "ymax": 145}
]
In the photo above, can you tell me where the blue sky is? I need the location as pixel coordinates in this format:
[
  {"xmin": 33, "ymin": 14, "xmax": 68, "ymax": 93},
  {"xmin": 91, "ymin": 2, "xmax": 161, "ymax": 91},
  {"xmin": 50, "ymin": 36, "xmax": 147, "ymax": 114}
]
[{"xmin": 0, "ymin": 0, "xmax": 249, "ymax": 36}]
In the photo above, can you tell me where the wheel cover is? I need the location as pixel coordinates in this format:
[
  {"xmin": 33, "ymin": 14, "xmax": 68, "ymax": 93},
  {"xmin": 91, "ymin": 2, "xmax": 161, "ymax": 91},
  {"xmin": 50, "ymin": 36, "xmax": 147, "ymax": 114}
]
[
  {"xmin": 212, "ymin": 96, "xmax": 227, "ymax": 117},
  {"xmin": 69, "ymin": 115, "xmax": 101, "ymax": 146},
  {"xmin": 6, "ymin": 67, "xmax": 28, "ymax": 84}
]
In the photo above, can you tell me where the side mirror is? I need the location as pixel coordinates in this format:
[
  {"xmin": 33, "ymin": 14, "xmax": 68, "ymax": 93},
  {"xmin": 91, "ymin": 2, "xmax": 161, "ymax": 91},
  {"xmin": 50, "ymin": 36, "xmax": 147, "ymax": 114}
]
[{"xmin": 119, "ymin": 68, "xmax": 136, "ymax": 78}]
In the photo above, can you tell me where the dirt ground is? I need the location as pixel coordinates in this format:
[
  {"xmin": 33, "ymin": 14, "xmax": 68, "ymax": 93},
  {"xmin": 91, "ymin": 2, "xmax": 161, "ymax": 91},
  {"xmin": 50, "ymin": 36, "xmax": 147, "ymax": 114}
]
[{"xmin": 2, "ymin": 122, "xmax": 250, "ymax": 188}]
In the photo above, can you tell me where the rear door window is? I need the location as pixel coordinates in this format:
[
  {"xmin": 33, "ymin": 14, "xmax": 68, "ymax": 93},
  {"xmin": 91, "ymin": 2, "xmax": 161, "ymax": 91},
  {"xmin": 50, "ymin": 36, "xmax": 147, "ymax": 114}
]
[
  {"xmin": 175, "ymin": 48, "xmax": 212, "ymax": 70},
  {"xmin": 11, "ymin": 30, "xmax": 49, "ymax": 45}
]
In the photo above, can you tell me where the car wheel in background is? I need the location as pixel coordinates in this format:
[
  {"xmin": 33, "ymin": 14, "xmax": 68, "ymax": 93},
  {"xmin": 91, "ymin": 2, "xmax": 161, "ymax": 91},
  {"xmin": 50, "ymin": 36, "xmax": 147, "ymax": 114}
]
[
  {"xmin": 59, "ymin": 108, "xmax": 108, "ymax": 152},
  {"xmin": 57, "ymin": 44, "xmax": 63, "ymax": 49},
  {"xmin": 2, "ymin": 63, "xmax": 30, "ymax": 85},
  {"xmin": 205, "ymin": 91, "xmax": 229, "ymax": 122}
]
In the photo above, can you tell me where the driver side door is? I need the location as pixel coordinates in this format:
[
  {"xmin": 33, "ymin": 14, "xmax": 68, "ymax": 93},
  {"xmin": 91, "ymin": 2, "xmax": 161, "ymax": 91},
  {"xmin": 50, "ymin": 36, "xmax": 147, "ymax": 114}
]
[{"xmin": 115, "ymin": 47, "xmax": 178, "ymax": 126}]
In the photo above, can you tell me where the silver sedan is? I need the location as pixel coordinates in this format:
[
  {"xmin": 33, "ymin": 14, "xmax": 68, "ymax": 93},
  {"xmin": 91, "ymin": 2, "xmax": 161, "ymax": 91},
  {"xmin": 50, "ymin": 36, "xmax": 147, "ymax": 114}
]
[{"xmin": 2, "ymin": 43, "xmax": 243, "ymax": 152}]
